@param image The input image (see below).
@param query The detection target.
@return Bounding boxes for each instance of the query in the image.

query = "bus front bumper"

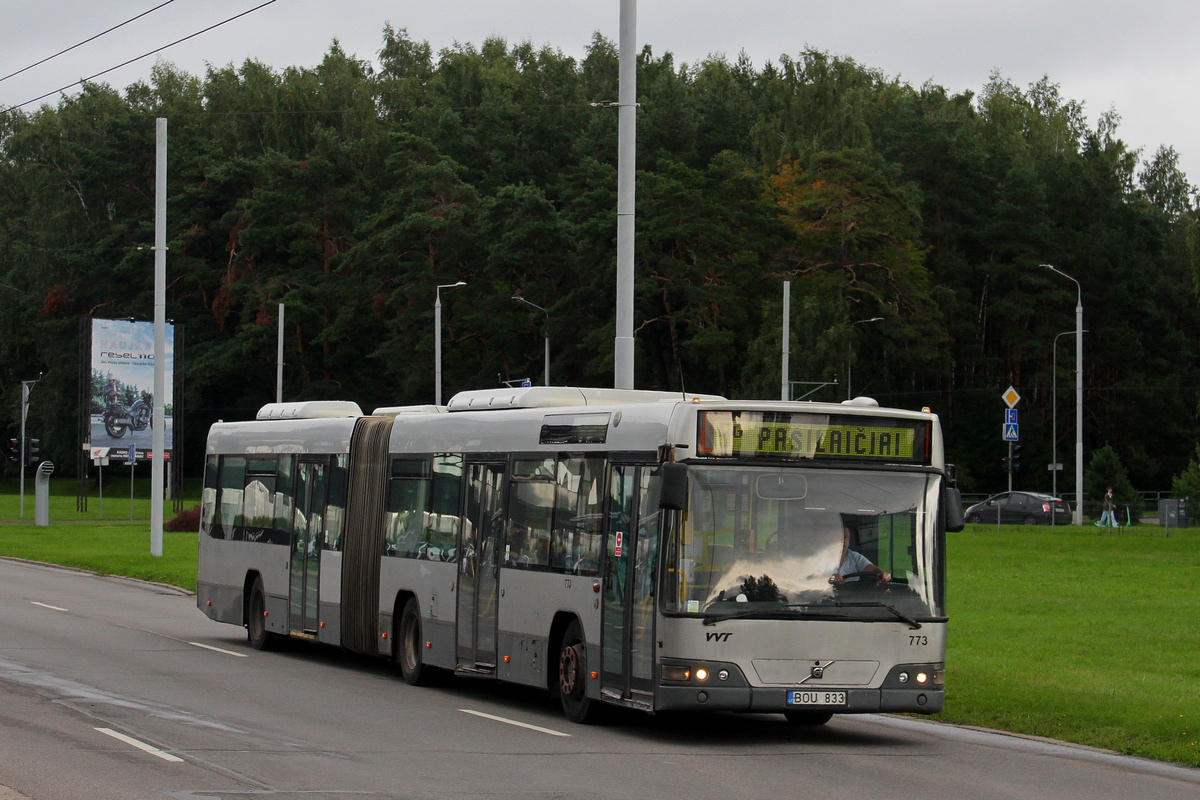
[656,684,943,714]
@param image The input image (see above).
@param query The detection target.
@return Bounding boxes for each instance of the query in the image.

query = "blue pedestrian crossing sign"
[1002,422,1019,442]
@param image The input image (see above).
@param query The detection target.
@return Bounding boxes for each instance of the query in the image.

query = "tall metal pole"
[847,317,883,400]
[1044,264,1083,525]
[1075,292,1084,525]
[151,117,167,557]
[434,293,442,405]
[1052,329,1085,528]
[781,281,790,400]
[614,0,637,389]
[435,282,465,405]
[513,296,550,385]
[276,302,284,403]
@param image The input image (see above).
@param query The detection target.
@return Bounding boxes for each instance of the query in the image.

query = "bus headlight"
[915,671,929,685]
[695,668,710,682]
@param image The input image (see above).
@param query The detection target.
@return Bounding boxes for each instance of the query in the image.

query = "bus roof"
[445,386,726,411]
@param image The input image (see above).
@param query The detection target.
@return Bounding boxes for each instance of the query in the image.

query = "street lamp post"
[1052,329,1087,526]
[1043,264,1083,525]
[512,296,550,386]
[434,282,466,406]
[847,317,883,400]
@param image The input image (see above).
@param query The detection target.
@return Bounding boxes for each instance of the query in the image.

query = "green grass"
[0,476,200,590]
[1,483,1197,766]
[940,523,1200,766]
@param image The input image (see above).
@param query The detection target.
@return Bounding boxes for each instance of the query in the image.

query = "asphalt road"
[1,557,1197,800]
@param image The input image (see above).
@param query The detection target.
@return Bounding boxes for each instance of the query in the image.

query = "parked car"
[963,491,1073,525]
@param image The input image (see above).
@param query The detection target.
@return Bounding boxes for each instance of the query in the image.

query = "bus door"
[601,465,661,705]
[289,459,326,635]
[456,461,505,671]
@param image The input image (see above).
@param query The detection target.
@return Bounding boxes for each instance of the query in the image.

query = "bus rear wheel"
[558,620,600,724]
[396,597,434,686]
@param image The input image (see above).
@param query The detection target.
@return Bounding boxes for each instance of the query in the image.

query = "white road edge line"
[459,709,572,737]
[188,641,249,658]
[29,601,68,612]
[94,727,185,763]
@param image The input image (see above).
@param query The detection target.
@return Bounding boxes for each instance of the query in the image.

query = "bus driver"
[830,525,891,584]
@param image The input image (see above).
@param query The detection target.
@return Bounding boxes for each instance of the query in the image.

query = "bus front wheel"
[558,620,600,724]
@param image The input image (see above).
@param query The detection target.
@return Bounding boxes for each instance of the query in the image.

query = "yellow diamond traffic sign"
[1002,386,1021,408]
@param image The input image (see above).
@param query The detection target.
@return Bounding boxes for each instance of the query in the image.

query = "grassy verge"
[1,492,1197,766]
[940,523,1200,766]
[0,476,200,589]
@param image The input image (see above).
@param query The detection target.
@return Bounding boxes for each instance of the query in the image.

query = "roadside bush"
[166,504,201,532]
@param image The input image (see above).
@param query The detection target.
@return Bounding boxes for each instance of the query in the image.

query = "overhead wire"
[0,0,178,85]
[2,0,279,112]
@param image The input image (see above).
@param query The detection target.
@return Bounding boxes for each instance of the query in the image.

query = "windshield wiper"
[702,607,840,626]
[830,601,922,629]
[701,601,923,629]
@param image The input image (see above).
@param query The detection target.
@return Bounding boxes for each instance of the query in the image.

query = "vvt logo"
[706,631,732,642]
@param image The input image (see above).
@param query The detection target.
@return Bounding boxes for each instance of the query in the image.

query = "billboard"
[88,318,174,458]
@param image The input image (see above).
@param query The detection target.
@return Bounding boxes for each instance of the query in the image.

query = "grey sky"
[2,1,1197,183]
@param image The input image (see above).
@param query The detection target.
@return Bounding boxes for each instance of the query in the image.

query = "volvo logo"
[810,665,825,679]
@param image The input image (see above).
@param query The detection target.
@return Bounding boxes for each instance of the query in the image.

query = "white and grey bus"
[198,386,963,723]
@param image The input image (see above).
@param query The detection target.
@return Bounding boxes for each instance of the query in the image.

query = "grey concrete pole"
[614,0,637,388]
[151,117,167,557]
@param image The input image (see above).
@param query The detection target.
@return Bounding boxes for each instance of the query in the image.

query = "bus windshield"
[664,465,943,621]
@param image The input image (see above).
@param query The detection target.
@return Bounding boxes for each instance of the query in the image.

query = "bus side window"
[387,458,431,558]
[273,455,294,546]
[200,455,218,538]
[242,458,277,543]
[325,455,347,551]
[552,455,605,575]
[509,458,556,569]
[217,456,247,541]
[427,455,462,559]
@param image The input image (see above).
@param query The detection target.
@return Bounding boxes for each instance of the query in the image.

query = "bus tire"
[784,711,833,726]
[247,576,281,651]
[397,597,433,686]
[557,619,600,724]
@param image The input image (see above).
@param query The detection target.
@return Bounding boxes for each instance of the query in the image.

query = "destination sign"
[697,411,930,464]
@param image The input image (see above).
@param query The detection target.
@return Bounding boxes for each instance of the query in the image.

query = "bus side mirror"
[944,486,965,532]
[660,462,687,511]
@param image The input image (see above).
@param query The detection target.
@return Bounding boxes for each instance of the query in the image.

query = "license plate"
[787,690,846,706]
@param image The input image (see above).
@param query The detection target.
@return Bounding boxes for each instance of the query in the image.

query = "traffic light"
[26,438,39,466]
[1001,456,1010,472]
[1011,444,1022,472]
[5,438,18,464]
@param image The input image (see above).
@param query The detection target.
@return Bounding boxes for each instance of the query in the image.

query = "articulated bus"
[198,386,964,723]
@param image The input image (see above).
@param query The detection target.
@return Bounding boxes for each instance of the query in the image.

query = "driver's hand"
[880,571,892,582]
[829,574,845,585]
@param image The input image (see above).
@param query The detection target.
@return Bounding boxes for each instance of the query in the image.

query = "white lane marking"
[94,727,185,762]
[459,709,572,737]
[29,601,68,612]
[188,641,249,658]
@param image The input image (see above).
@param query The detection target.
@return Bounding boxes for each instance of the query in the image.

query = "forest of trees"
[2,28,1199,501]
